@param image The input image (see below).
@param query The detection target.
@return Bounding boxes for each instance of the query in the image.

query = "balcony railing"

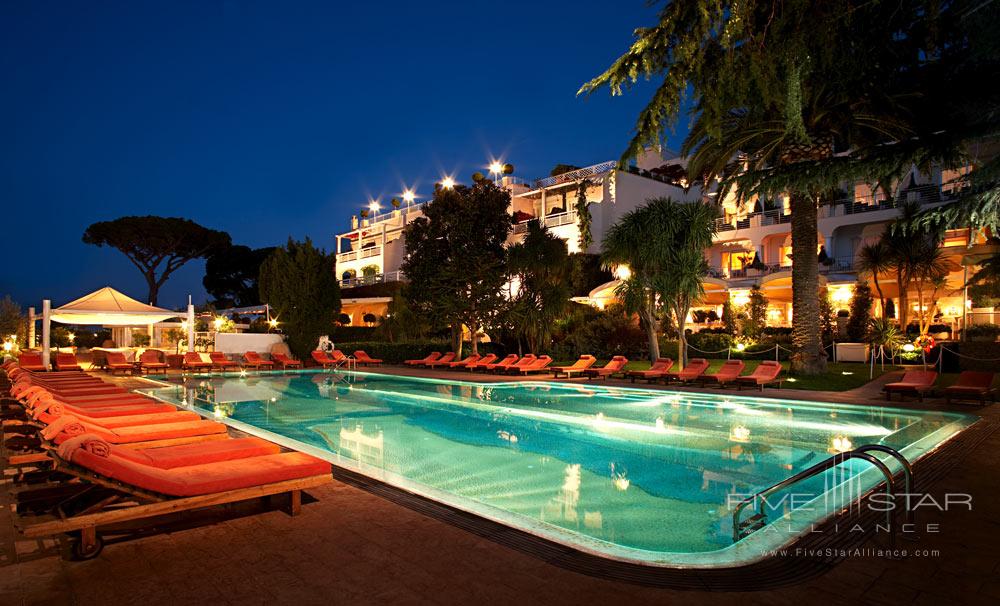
[513,211,578,234]
[365,202,427,226]
[710,256,854,280]
[337,245,382,264]
[339,270,405,289]
[714,185,959,232]
[533,161,617,189]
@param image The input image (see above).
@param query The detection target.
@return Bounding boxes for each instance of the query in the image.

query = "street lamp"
[369,200,381,217]
[402,189,415,206]
[489,161,503,184]
[440,177,455,189]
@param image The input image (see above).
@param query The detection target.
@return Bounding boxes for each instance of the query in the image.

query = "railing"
[339,270,405,289]
[712,256,854,280]
[337,246,382,263]
[513,211,579,234]
[365,202,427,226]
[533,161,617,189]
[714,185,959,232]
[732,444,912,550]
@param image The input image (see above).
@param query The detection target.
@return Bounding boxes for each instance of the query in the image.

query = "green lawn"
[555,358,904,392]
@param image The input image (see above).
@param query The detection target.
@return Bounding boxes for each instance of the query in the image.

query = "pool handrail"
[732,445,911,550]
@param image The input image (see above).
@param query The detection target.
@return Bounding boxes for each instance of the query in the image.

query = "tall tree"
[203,245,276,308]
[856,242,892,316]
[401,181,512,356]
[602,198,717,365]
[83,216,231,305]
[258,238,340,358]
[507,220,573,353]
[579,0,996,374]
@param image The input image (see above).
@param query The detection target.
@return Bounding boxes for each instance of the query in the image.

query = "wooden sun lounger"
[883,371,938,401]
[624,358,674,383]
[735,361,784,391]
[551,355,597,379]
[15,446,331,560]
[664,359,710,384]
[699,360,745,386]
[944,371,996,405]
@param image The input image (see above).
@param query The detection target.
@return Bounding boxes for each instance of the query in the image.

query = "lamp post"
[440,177,455,189]
[489,161,503,185]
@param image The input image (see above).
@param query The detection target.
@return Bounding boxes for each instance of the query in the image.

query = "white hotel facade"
[333,149,996,332]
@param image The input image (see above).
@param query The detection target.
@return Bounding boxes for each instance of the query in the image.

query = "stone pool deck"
[3,369,999,605]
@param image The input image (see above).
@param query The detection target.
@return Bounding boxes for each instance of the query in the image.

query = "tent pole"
[42,300,51,370]
[28,307,35,348]
[187,304,195,353]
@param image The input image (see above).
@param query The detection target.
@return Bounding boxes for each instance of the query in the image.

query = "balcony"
[533,161,617,189]
[709,256,854,280]
[339,270,404,289]
[713,185,959,232]
[514,211,578,234]
[337,245,382,264]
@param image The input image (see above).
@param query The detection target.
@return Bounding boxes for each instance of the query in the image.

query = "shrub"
[965,323,1000,341]
[549,304,647,359]
[845,281,874,341]
[686,331,733,354]
[330,326,377,342]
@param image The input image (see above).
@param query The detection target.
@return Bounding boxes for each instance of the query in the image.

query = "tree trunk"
[451,324,462,358]
[871,274,886,317]
[470,321,480,355]
[674,304,689,369]
[897,269,909,329]
[639,303,660,362]
[789,192,827,375]
[146,273,159,306]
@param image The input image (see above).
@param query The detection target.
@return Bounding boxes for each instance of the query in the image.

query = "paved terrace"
[2,367,999,605]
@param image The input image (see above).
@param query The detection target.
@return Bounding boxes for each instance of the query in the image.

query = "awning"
[50,286,181,326]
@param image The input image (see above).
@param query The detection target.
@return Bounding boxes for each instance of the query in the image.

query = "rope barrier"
[937,344,1000,362]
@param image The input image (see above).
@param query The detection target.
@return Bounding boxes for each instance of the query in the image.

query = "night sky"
[2,1,684,310]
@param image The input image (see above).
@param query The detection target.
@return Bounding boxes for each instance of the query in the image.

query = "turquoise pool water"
[138,370,974,568]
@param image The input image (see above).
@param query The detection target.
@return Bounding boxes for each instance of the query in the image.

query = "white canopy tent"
[40,286,194,368]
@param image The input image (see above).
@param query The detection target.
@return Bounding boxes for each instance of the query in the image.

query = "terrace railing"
[513,211,579,234]
[533,161,617,189]
[712,256,853,280]
[339,270,405,289]
[337,245,382,264]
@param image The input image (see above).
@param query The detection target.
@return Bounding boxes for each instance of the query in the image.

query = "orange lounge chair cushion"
[44,415,227,445]
[115,437,281,469]
[63,437,331,497]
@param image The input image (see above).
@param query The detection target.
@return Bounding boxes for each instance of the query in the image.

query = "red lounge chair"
[54,353,82,371]
[243,351,275,370]
[463,353,498,370]
[15,387,178,417]
[551,355,597,378]
[28,398,201,429]
[138,350,169,373]
[736,361,784,391]
[625,358,674,383]
[272,352,303,369]
[469,353,513,371]
[311,351,335,368]
[447,353,481,369]
[182,352,212,372]
[20,434,331,558]
[507,355,554,375]
[421,352,456,368]
[41,414,229,447]
[583,356,629,380]
[405,352,441,366]
[209,352,240,371]
[353,350,383,366]
[700,360,746,386]
[17,352,48,371]
[486,354,529,372]
[884,371,938,401]
[665,358,711,384]
[944,371,996,405]
[104,352,135,375]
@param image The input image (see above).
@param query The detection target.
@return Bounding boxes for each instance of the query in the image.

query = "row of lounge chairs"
[883,370,996,404]
[0,360,331,559]
[400,352,784,389]
[17,350,306,375]
[310,350,383,368]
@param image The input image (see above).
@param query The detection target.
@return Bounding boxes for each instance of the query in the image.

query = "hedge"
[330,326,377,341]
[939,341,1000,372]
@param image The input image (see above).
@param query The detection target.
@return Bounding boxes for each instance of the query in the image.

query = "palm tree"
[507,220,573,353]
[579,1,991,372]
[856,241,892,316]
[882,202,947,330]
[602,198,717,366]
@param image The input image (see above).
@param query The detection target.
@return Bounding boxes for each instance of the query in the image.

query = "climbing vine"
[574,179,593,251]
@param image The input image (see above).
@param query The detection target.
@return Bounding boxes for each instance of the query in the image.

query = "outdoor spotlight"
[441,177,455,189]
[489,161,503,174]
[369,200,380,213]
[734,342,746,351]
[402,190,415,203]
[902,343,916,353]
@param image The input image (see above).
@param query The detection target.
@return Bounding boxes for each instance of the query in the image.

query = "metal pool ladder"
[732,445,913,549]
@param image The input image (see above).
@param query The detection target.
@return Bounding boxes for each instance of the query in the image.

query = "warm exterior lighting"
[730,290,751,307]
[2,341,12,352]
[67,332,75,343]
[734,342,746,352]
[213,317,224,330]
[440,177,455,189]
[613,265,631,280]
[830,435,853,453]
[369,200,380,213]
[402,190,415,203]
[268,318,278,327]
[730,425,751,443]
[830,285,853,305]
[902,343,916,353]
[489,161,503,174]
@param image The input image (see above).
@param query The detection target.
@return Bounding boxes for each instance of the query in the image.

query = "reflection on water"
[140,371,973,560]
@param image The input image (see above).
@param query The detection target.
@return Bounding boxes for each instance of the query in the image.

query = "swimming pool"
[138,370,975,568]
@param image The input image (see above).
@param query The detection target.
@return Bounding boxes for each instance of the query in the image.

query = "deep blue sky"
[1,0,681,310]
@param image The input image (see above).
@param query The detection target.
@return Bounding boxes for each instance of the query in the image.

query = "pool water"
[139,370,975,567]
